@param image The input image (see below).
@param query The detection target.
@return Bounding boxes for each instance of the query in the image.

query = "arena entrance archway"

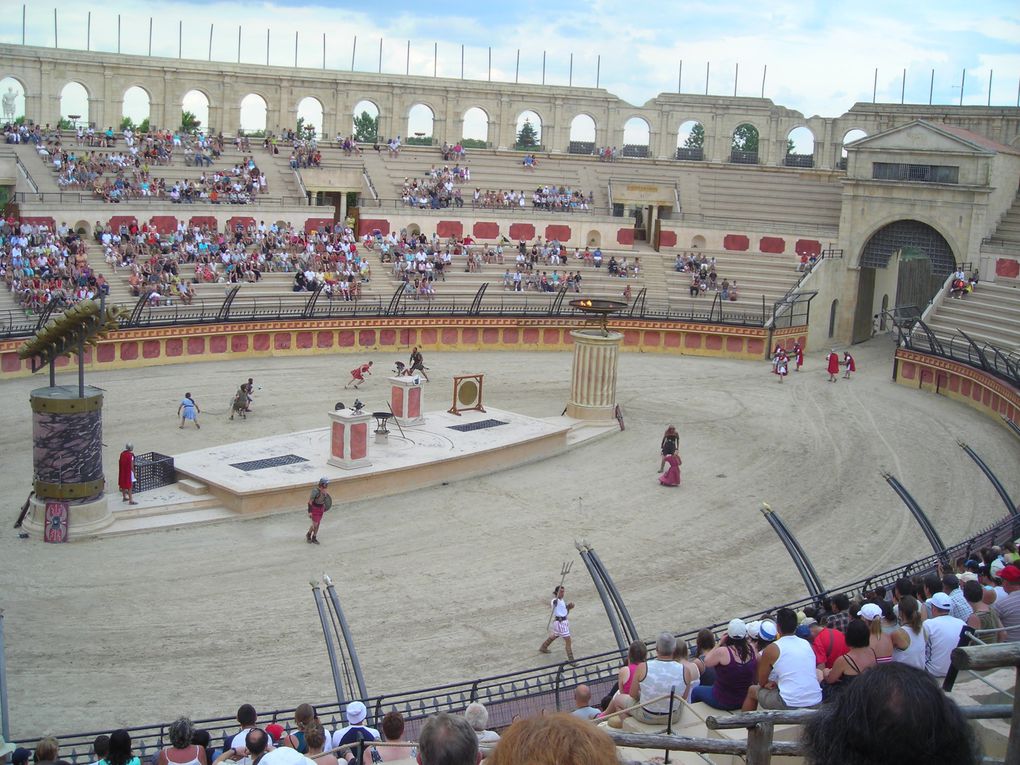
[852,219,956,342]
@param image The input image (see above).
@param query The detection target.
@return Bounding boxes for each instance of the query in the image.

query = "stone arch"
[73,219,91,237]
[182,89,210,133]
[352,99,380,141]
[622,116,650,158]
[515,110,543,149]
[568,113,597,155]
[839,128,868,167]
[0,76,27,122]
[586,230,601,248]
[296,96,324,138]
[405,223,421,237]
[407,103,435,145]
[785,125,814,167]
[859,218,957,308]
[59,81,90,127]
[122,85,151,129]
[239,93,268,135]
[462,106,489,145]
[676,120,704,160]
[731,122,760,164]
[691,235,706,249]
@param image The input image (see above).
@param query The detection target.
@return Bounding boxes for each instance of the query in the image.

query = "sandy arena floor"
[2,335,1018,738]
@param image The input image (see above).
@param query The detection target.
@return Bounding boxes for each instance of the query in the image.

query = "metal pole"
[596,55,600,88]
[901,68,906,104]
[433,42,437,77]
[179,21,183,59]
[960,69,966,105]
[677,61,682,93]
[761,64,767,98]
[311,583,347,707]
[515,49,520,83]
[210,24,215,62]
[22,5,25,46]
[930,68,935,104]
[488,47,491,82]
[53,8,57,48]
[88,12,92,52]
[1017,77,1020,108]
[238,26,242,64]
[351,36,356,70]
[0,609,9,741]
[705,62,709,95]
[296,31,300,68]
[406,40,410,76]
[569,53,573,87]
[148,17,152,56]
[49,358,54,387]
[322,33,326,69]
[989,70,994,106]
[734,62,738,97]
[77,338,85,398]
[461,44,464,79]
[266,28,270,66]
[378,38,382,74]
[873,68,878,102]
[542,51,546,85]
[117,14,120,54]
[324,575,369,700]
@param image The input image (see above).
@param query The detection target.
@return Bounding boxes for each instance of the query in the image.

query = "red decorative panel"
[408,386,422,417]
[108,215,138,232]
[624,330,639,346]
[901,363,915,380]
[187,337,205,355]
[296,332,313,349]
[436,220,464,239]
[188,216,217,229]
[55,354,69,368]
[462,328,478,344]
[483,328,499,344]
[540,329,557,344]
[706,335,723,350]
[983,389,993,406]
[664,333,681,348]
[148,216,177,235]
[685,333,702,349]
[545,224,571,242]
[2,352,21,372]
[253,333,270,351]
[165,338,183,357]
[748,339,765,355]
[795,239,821,256]
[338,330,355,347]
[227,216,255,231]
[759,237,785,254]
[949,376,960,393]
[350,423,367,460]
[723,234,750,251]
[659,231,677,248]
[996,258,1020,278]
[209,336,227,353]
[304,217,335,234]
[421,328,437,344]
[391,387,404,417]
[118,341,137,360]
[644,331,660,347]
[317,331,334,349]
[726,337,743,352]
[142,340,161,358]
[274,333,291,350]
[231,335,248,353]
[523,328,540,344]
[380,329,396,345]
[358,329,375,346]
[98,344,116,362]
[972,385,982,402]
[503,328,519,343]
[616,228,635,245]
[358,219,391,237]
[331,422,345,459]
[473,222,499,239]
[442,328,458,344]
[509,223,535,241]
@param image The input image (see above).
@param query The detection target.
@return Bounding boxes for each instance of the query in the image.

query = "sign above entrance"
[612,182,675,205]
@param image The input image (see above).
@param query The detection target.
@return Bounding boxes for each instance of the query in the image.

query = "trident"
[546,560,573,629]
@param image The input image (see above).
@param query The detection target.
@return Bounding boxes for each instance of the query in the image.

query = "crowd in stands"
[0,218,108,313]
[2,121,43,144]
[397,164,592,213]
[675,251,740,301]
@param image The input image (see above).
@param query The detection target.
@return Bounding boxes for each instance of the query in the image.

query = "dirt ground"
[2,335,1018,739]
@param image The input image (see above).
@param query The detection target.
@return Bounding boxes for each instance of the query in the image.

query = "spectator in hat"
[755,619,777,653]
[330,702,378,765]
[0,738,16,765]
[801,617,848,670]
[743,608,822,711]
[691,618,758,711]
[858,602,903,663]
[993,564,1020,642]
[964,579,1005,644]
[943,574,972,621]
[12,749,31,765]
[923,592,967,678]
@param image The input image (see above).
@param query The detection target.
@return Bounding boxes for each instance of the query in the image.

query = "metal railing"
[783,154,815,168]
[358,197,613,216]
[675,147,704,162]
[901,322,1020,389]
[12,192,324,207]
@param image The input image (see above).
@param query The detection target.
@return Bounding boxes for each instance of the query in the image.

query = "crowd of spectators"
[0,218,108,313]
[674,251,740,301]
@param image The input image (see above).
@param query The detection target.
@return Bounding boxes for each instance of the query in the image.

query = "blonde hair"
[485,713,618,765]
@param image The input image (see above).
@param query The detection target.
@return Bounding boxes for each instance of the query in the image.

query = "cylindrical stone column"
[566,329,623,421]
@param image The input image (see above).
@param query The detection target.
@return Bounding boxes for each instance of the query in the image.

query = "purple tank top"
[713,647,758,708]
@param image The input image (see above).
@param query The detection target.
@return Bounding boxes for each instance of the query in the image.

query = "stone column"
[566,329,623,421]
[327,409,372,469]
[389,376,425,426]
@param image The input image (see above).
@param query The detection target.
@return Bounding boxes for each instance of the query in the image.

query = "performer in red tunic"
[118,443,137,505]
[792,341,804,372]
[843,352,857,379]
[345,360,373,389]
[776,350,789,383]
[826,350,840,382]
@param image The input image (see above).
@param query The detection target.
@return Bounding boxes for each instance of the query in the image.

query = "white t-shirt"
[257,748,315,765]
[923,615,966,677]
[771,635,822,708]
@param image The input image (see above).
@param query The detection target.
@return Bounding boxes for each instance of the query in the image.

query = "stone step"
[177,478,210,496]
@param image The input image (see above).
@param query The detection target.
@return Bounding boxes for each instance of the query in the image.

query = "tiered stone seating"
[658,250,804,315]
[686,168,842,228]
[924,281,1020,350]
[985,192,1020,250]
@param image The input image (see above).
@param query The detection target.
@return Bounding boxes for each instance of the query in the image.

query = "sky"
[1,0,1018,145]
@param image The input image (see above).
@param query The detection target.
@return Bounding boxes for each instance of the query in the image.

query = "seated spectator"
[824,618,878,693]
[157,718,208,765]
[992,564,1020,641]
[923,592,967,679]
[743,608,822,711]
[370,712,414,763]
[486,714,617,765]
[826,593,851,632]
[416,713,477,765]
[891,595,926,670]
[330,702,378,765]
[33,739,59,765]
[571,684,601,720]
[620,632,690,725]
[463,702,499,757]
[802,664,979,765]
[802,616,848,670]
[964,579,1005,643]
[602,639,648,717]
[303,725,335,765]
[692,618,757,710]
[691,629,718,687]
[100,731,139,765]
[280,704,319,753]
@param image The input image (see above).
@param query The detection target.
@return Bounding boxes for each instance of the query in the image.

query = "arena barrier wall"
[0,317,807,380]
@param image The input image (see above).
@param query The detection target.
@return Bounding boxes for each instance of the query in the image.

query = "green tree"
[460,138,487,149]
[731,123,759,153]
[353,110,378,142]
[406,135,432,146]
[683,123,704,149]
[58,117,73,130]
[119,116,136,132]
[516,118,539,149]
[296,117,317,140]
[138,118,150,134]
[181,110,201,134]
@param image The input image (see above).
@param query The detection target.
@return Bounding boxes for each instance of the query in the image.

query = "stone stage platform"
[73,407,617,538]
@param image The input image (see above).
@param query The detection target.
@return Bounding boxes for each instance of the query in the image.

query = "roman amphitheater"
[1,41,1019,763]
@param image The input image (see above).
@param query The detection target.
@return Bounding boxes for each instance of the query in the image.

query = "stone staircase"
[981,191,1020,279]
[924,281,1020,351]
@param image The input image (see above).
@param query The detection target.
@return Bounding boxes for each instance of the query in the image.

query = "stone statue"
[2,87,16,120]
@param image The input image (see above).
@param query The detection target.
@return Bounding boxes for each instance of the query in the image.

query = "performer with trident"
[539,562,576,662]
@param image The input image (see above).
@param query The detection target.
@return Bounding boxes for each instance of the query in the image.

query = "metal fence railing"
[901,321,1020,390]
[12,192,321,207]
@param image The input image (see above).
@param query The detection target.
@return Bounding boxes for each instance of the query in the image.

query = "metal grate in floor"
[447,419,509,433]
[229,454,309,472]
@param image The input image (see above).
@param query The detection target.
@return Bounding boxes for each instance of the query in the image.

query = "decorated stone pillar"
[566,329,623,421]
[327,408,372,469]
[390,376,425,426]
